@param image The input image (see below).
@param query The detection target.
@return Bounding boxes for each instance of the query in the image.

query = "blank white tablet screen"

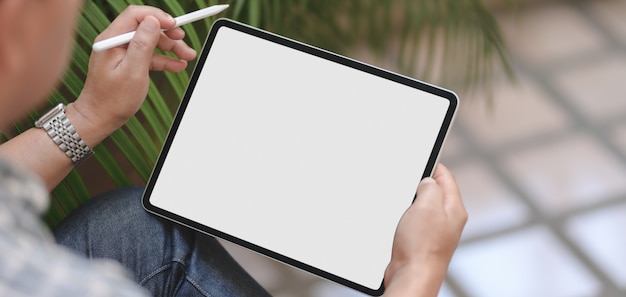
[148,25,451,291]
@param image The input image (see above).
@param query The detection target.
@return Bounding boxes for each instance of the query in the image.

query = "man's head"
[0,0,83,130]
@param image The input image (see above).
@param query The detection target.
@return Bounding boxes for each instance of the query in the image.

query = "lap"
[54,187,269,297]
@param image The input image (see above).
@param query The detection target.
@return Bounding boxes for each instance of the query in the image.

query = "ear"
[0,0,28,127]
[0,0,28,76]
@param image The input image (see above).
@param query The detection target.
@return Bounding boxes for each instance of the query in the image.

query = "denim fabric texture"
[54,187,270,297]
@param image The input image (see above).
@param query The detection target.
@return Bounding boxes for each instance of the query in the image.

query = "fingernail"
[421,177,436,184]
[141,19,159,33]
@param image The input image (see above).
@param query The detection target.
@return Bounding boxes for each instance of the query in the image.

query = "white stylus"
[92,4,229,52]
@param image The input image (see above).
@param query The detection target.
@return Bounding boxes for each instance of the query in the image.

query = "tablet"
[143,18,458,296]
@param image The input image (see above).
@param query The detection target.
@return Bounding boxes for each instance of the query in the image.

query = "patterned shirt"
[0,157,149,297]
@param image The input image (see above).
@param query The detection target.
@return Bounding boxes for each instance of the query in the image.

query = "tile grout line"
[444,1,626,295]
[441,124,582,168]
[459,191,626,246]
[479,0,626,290]
[506,1,626,292]
[445,106,626,169]
[571,0,626,55]
[454,121,623,296]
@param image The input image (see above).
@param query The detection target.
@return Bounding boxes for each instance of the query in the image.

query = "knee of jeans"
[100,186,145,205]
[71,186,145,218]
[54,186,147,246]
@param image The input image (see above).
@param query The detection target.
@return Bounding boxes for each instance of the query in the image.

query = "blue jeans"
[54,187,270,297]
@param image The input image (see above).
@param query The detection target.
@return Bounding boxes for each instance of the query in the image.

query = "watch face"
[36,103,65,128]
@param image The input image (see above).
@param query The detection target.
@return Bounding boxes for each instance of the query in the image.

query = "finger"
[121,16,161,73]
[150,55,188,72]
[433,163,467,223]
[95,5,176,42]
[164,27,185,40]
[156,36,196,61]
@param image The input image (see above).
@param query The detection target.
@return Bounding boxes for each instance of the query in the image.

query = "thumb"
[414,177,444,208]
[122,16,160,72]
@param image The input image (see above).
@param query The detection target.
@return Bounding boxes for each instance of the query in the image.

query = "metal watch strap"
[35,103,94,165]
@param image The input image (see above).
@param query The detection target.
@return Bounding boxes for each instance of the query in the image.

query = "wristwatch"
[35,103,94,165]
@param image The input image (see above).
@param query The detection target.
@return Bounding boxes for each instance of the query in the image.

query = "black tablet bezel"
[143,18,458,296]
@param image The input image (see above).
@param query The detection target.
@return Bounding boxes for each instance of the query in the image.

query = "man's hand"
[69,5,197,147]
[383,164,467,297]
[0,5,198,190]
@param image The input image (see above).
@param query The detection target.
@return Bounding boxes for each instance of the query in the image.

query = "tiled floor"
[221,0,626,296]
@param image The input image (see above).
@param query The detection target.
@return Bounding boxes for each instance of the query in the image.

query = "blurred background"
[10,0,624,296]
[221,0,626,296]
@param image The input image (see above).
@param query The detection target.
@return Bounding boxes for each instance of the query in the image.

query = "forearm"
[0,102,113,190]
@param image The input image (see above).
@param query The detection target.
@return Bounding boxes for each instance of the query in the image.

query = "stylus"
[92,4,229,52]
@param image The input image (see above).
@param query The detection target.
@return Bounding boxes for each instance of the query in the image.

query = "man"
[0,1,467,296]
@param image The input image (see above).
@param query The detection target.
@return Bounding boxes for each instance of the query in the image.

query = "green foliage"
[9,0,511,227]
